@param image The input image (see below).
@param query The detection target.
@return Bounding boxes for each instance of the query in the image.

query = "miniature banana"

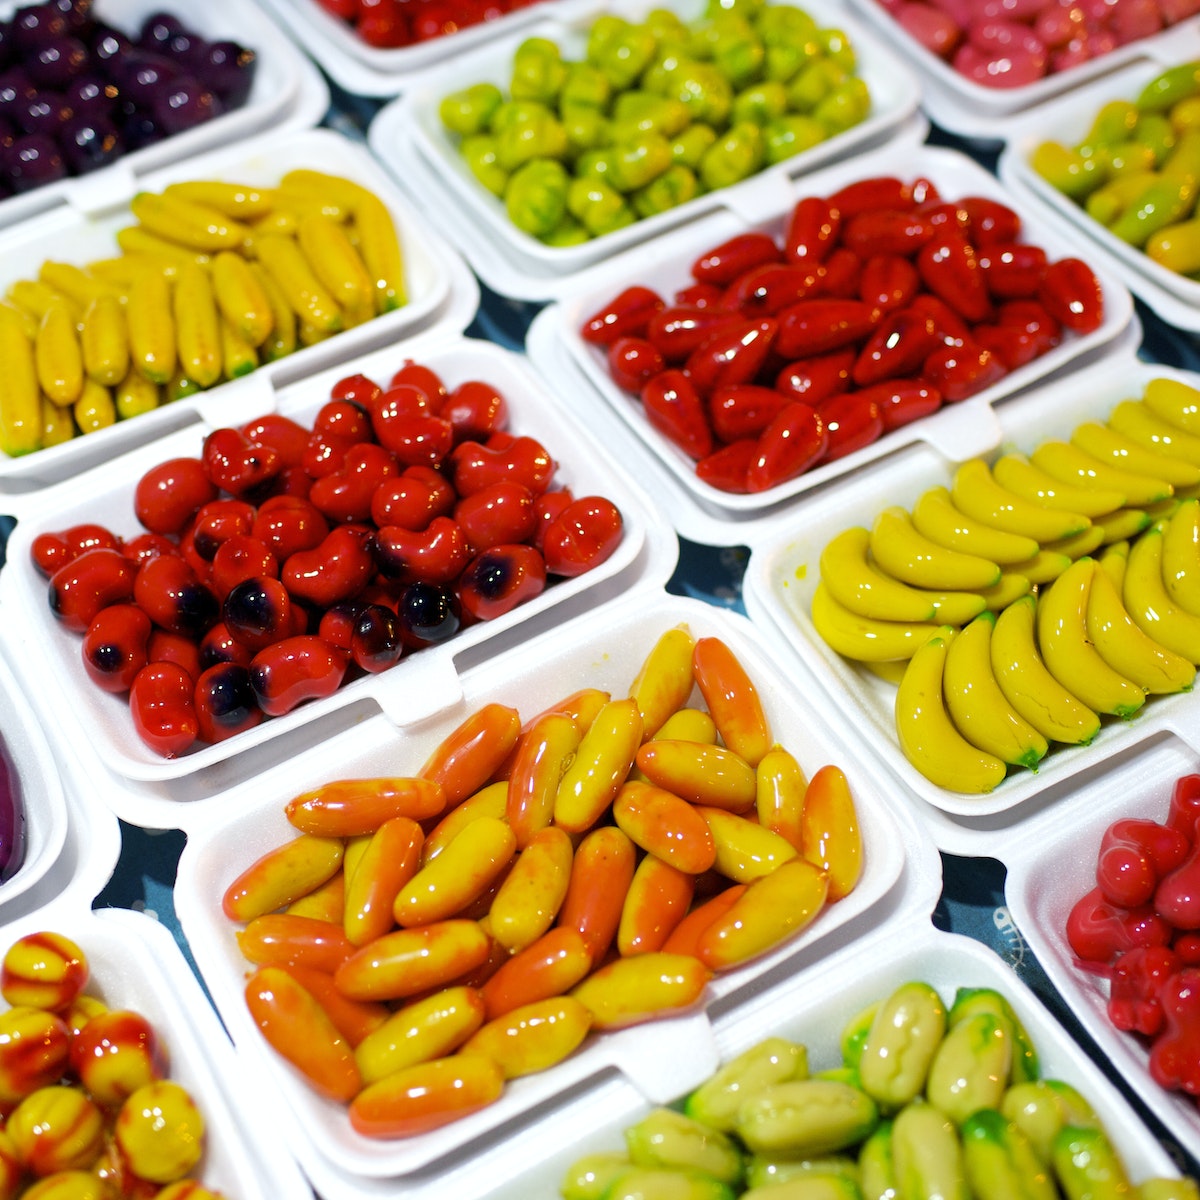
[349,189,407,314]
[126,265,176,385]
[42,395,74,446]
[115,226,210,273]
[172,260,222,389]
[115,364,160,421]
[910,486,1040,565]
[129,190,251,252]
[7,278,81,324]
[1161,498,1200,616]
[1093,507,1152,544]
[1072,418,1200,489]
[163,180,278,219]
[248,261,297,363]
[820,527,938,621]
[1031,440,1175,508]
[1004,548,1072,586]
[942,612,1049,770]
[1107,399,1200,468]
[951,458,1092,543]
[1042,525,1106,562]
[1099,541,1129,592]
[990,595,1101,745]
[1086,555,1195,695]
[73,378,116,435]
[34,299,83,407]
[38,261,120,310]
[1123,527,1200,665]
[870,506,1002,592]
[0,305,41,457]
[991,451,1126,517]
[297,212,374,315]
[1142,376,1200,435]
[80,293,129,388]
[255,233,343,334]
[980,573,1032,611]
[895,628,1009,794]
[1036,558,1146,718]
[211,250,273,347]
[810,581,944,663]
[220,318,258,380]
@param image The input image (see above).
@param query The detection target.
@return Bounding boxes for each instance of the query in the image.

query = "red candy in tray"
[581,174,1105,496]
[30,359,625,759]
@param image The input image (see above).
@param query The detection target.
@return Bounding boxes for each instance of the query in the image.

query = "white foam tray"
[999,53,1200,334]
[0,0,330,230]
[173,590,923,1192]
[0,125,480,499]
[367,0,924,302]
[253,0,589,99]
[1005,735,1200,1163]
[741,346,1200,855]
[525,139,1136,543]
[0,332,659,795]
[844,0,1200,144]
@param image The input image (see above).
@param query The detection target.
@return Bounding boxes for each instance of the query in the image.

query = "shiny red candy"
[374,517,470,586]
[31,524,122,577]
[82,605,152,693]
[580,285,665,346]
[449,436,555,497]
[49,549,138,633]
[1037,256,1104,334]
[223,577,296,653]
[202,427,281,497]
[692,232,782,283]
[542,497,623,577]
[129,662,199,758]
[607,337,666,393]
[641,370,713,461]
[134,458,217,536]
[194,663,264,743]
[249,636,349,717]
[133,555,218,640]
[442,380,509,443]
[283,526,375,609]
[454,482,537,555]
[747,403,827,492]
[457,544,546,621]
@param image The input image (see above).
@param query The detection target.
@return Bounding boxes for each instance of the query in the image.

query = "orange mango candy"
[418,702,522,808]
[755,744,808,852]
[458,995,593,1079]
[236,913,357,974]
[0,1007,71,1105]
[6,1084,105,1175]
[244,966,362,1102]
[393,817,516,928]
[570,952,712,1030]
[422,781,508,865]
[285,869,346,923]
[276,964,389,1049]
[283,777,445,836]
[612,781,716,876]
[692,636,772,767]
[349,1054,504,1139]
[628,624,697,741]
[488,826,575,953]
[695,857,829,971]
[222,834,345,923]
[67,1009,162,1108]
[354,986,485,1086]
[1,932,89,1012]
[634,740,757,812]
[506,712,582,848]
[697,806,797,883]
[554,697,644,833]
[343,816,424,946]
[800,764,863,902]
[334,920,492,1002]
[480,926,593,1021]
[617,854,695,957]
[556,826,637,965]
[0,1130,18,1200]
[660,884,747,958]
[525,686,612,735]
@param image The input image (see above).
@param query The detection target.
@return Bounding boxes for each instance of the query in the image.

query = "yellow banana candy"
[351,190,407,314]
[41,395,74,447]
[1142,376,1200,435]
[1124,527,1200,665]
[38,260,120,310]
[1070,421,1199,490]
[1099,541,1129,592]
[129,191,251,252]
[990,595,1101,745]
[297,212,374,315]
[1031,440,1174,508]
[73,379,116,435]
[0,298,39,342]
[942,612,1049,770]
[980,573,1032,611]
[35,299,84,407]
[951,458,1092,544]
[870,506,1002,592]
[163,180,278,219]
[7,277,82,324]
[255,234,343,334]
[819,527,937,622]
[910,485,1039,565]
[810,581,944,664]
[1036,558,1146,718]
[996,547,1072,587]
[1040,524,1106,562]
[1086,554,1195,695]
[115,226,210,273]
[894,629,1009,794]
[211,250,274,347]
[248,261,297,363]
[126,266,176,385]
[173,260,223,389]
[991,451,1126,516]
[80,293,129,387]
[0,305,41,456]
[1161,497,1200,616]
[1107,399,1200,468]
[278,168,368,212]
[1093,506,1153,544]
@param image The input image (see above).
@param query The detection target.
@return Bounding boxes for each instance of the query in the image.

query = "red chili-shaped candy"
[374,517,470,585]
[82,604,152,693]
[454,482,537,555]
[747,402,827,492]
[674,281,723,309]
[309,443,399,524]
[692,231,781,283]
[917,199,971,236]
[1037,256,1104,334]
[449,436,555,498]
[842,209,938,258]
[859,254,921,312]
[908,292,974,347]
[923,341,1006,402]
[816,390,884,462]
[1065,885,1172,963]
[783,196,842,264]
[916,232,994,324]
[972,322,1042,371]
[252,496,330,562]
[863,378,943,431]
[819,248,865,298]
[644,306,746,363]
[696,439,757,494]
[134,458,217,536]
[129,661,199,757]
[640,370,714,460]
[457,544,546,622]
[852,308,941,387]
[710,384,793,443]
[775,299,879,359]
[283,525,375,608]
[959,195,1022,246]
[978,242,1047,300]
[581,285,665,345]
[683,317,778,397]
[202,426,282,496]
[774,348,855,407]
[48,548,138,633]
[442,380,509,443]
[826,176,915,217]
[542,496,623,577]
[607,336,666,392]
[133,554,219,640]
[30,523,122,577]
[241,414,310,468]
[719,263,825,317]
[249,636,349,717]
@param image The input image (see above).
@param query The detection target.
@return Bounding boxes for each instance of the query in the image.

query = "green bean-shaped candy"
[1105,177,1195,247]
[704,0,765,21]
[1029,142,1104,201]
[625,1108,744,1186]
[699,122,765,190]
[495,109,568,172]
[857,1120,896,1200]
[439,82,503,137]
[1138,1178,1200,1200]
[1050,1125,1134,1200]
[814,77,870,134]
[1133,113,1178,165]
[671,124,719,169]
[812,1066,861,1088]
[561,106,610,156]
[668,63,733,127]
[857,982,947,1112]
[961,1109,1057,1200]
[788,59,846,113]
[504,158,569,237]
[745,1156,861,1191]
[891,1101,970,1200]
[712,25,766,90]
[1000,1080,1098,1165]
[1137,62,1200,113]
[611,91,693,141]
[925,1012,1011,1126]
[560,62,613,111]
[756,5,819,48]
[1085,99,1141,145]
[765,38,821,85]
[1162,127,1200,180]
[595,22,659,90]
[817,28,858,73]
[510,36,568,105]
[645,8,690,45]
[1085,170,1158,225]
[684,1036,808,1132]
[541,217,590,248]
[560,1151,632,1200]
[948,986,1040,1085]
[735,1080,879,1159]
[839,1002,879,1072]
[606,1166,736,1200]
[741,1176,864,1200]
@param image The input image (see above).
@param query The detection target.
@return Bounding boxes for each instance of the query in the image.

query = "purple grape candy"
[0,68,36,119]
[58,109,122,173]
[47,0,94,33]
[152,74,220,135]
[14,91,72,138]
[13,4,69,51]
[118,105,162,150]
[196,40,256,107]
[139,10,185,49]
[64,72,117,117]
[0,737,25,884]
[89,21,132,65]
[0,21,14,71]
[28,34,89,88]
[113,49,180,104]
[5,132,66,191]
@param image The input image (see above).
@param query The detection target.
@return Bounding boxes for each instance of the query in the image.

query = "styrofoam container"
[1005,734,1200,1162]
[999,54,1200,334]
[368,0,923,302]
[741,347,1200,855]
[0,0,330,230]
[253,0,587,98]
[525,140,1135,540]
[172,591,920,1191]
[843,0,1200,144]
[0,333,657,791]
[0,641,68,921]
[0,126,479,498]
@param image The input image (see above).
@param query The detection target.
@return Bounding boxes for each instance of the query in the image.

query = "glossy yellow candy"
[114,1081,204,1184]
[458,996,593,1078]
[570,953,712,1030]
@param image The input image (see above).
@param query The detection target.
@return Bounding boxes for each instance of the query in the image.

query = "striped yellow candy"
[211,250,273,347]
[35,300,84,407]
[297,212,374,314]
[256,233,342,334]
[73,379,116,434]
[81,293,129,387]
[0,305,42,457]
[126,266,176,385]
[172,259,222,389]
